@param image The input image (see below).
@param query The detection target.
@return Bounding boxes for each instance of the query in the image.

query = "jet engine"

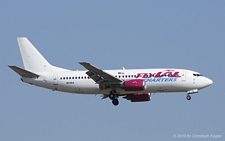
[123,93,151,102]
[121,79,146,91]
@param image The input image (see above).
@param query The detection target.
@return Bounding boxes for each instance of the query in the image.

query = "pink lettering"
[136,71,181,78]
[162,71,172,77]
[155,72,163,78]
[171,72,180,77]
[136,73,143,78]
[143,73,149,78]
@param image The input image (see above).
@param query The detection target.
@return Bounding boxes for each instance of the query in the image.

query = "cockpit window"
[193,73,203,77]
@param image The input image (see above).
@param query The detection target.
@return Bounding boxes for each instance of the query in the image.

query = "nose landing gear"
[186,94,191,100]
[186,89,198,100]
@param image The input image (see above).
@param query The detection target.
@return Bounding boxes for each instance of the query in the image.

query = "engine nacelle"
[123,93,151,102]
[122,79,146,91]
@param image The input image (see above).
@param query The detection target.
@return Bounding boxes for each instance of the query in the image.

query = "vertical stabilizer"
[17,37,52,73]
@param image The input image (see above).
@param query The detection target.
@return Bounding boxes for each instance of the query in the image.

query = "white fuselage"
[22,68,212,95]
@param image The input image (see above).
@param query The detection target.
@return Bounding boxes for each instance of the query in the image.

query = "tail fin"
[17,37,70,73]
[17,37,52,73]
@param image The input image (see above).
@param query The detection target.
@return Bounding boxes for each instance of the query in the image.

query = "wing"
[79,62,122,90]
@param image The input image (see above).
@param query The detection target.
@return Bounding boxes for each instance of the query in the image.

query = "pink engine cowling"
[123,79,146,91]
[123,92,151,102]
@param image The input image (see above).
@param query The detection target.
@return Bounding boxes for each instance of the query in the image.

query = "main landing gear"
[112,99,119,106]
[186,94,191,100]
[109,90,119,106]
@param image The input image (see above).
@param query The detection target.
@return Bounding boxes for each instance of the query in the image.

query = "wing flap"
[8,66,39,78]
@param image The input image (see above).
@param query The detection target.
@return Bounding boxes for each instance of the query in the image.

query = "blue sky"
[1,1,224,141]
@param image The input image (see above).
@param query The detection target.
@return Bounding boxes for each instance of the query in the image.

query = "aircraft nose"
[197,77,213,89]
[205,77,213,87]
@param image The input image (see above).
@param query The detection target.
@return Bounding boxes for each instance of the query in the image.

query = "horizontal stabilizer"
[8,66,39,78]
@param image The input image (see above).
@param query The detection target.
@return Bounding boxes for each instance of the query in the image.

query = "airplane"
[9,37,213,106]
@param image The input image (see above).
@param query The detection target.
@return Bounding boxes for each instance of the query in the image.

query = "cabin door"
[181,72,186,82]
[53,74,58,85]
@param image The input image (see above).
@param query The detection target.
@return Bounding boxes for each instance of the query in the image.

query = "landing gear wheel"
[109,93,115,100]
[112,99,119,106]
[109,90,116,100]
[186,95,191,100]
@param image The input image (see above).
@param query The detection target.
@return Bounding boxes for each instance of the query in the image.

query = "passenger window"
[66,77,68,79]
[63,77,65,80]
